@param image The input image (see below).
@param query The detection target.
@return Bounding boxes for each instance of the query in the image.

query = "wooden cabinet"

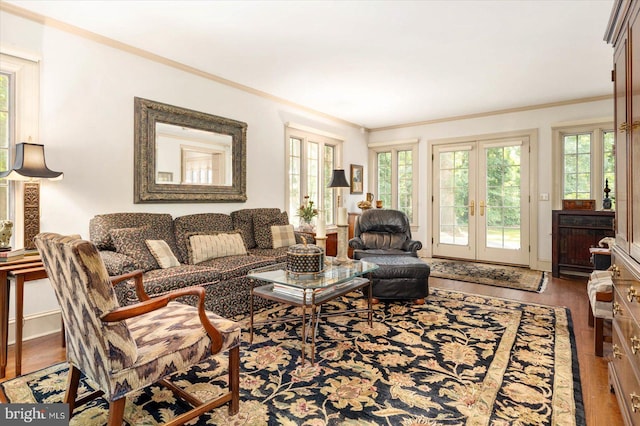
[551,210,615,278]
[299,230,338,257]
[606,2,640,424]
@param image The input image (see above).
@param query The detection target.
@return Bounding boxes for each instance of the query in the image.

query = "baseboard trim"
[8,309,62,345]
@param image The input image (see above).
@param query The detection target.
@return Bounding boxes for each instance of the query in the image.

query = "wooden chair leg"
[595,317,604,357]
[107,397,126,426]
[588,300,595,327]
[228,346,240,415]
[64,365,81,416]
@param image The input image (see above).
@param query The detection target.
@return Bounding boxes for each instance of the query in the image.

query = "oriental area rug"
[1,288,582,425]
[424,258,549,293]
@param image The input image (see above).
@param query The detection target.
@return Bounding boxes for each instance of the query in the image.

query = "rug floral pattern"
[425,259,548,293]
[1,288,583,425]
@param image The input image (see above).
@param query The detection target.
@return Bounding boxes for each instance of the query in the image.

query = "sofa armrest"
[349,237,365,250]
[99,250,138,276]
[402,240,423,254]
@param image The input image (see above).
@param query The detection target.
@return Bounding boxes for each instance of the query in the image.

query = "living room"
[0,1,628,425]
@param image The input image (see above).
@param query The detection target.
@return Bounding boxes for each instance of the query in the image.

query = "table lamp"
[328,168,350,262]
[0,143,63,250]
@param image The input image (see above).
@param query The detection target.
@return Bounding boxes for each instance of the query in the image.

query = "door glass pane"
[485,145,521,249]
[563,133,591,199]
[306,141,319,206]
[397,150,413,221]
[439,150,469,245]
[323,144,335,225]
[377,152,391,208]
[288,137,301,216]
[603,130,615,209]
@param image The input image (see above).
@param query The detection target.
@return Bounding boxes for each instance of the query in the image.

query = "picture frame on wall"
[350,164,363,194]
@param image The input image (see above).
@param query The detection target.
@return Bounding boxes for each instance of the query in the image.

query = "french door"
[432,137,530,265]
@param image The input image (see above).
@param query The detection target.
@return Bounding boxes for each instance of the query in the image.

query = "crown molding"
[370,95,612,133]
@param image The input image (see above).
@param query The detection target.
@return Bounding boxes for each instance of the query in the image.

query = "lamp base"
[335,224,351,264]
[23,182,40,250]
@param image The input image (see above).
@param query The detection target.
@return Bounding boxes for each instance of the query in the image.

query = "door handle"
[480,201,485,216]
[469,200,475,216]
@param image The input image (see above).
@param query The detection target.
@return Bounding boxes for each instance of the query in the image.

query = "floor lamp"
[0,143,63,250]
[328,168,350,263]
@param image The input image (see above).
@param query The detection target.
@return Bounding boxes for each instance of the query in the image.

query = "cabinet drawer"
[612,321,640,425]
[615,281,640,324]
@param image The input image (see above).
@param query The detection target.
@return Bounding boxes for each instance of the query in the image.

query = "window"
[286,125,342,226]
[0,73,10,221]
[369,140,418,223]
[553,123,615,209]
[0,53,40,248]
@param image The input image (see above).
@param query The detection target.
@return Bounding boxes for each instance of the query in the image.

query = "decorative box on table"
[287,240,324,275]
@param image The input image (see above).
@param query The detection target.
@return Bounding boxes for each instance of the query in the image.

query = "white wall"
[368,98,613,266]
[0,10,368,333]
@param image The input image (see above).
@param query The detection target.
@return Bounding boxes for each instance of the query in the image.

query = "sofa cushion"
[188,232,247,265]
[173,213,234,263]
[99,250,138,276]
[271,224,296,249]
[114,265,222,306]
[89,213,181,261]
[248,247,289,262]
[146,240,180,269]
[110,227,160,272]
[254,211,289,249]
[196,254,276,281]
[231,208,282,249]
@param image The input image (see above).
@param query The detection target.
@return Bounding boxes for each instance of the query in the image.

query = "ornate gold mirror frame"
[134,97,247,203]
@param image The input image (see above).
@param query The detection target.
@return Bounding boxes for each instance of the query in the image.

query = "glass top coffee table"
[248,259,378,364]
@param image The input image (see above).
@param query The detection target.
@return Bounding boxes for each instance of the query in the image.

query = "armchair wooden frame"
[65,270,239,426]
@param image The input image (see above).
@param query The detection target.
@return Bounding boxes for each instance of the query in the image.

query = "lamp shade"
[328,169,350,188]
[0,143,63,181]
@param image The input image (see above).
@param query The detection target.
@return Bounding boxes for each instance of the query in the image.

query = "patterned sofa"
[89,208,307,318]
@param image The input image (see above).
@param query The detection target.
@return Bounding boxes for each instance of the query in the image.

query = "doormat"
[424,258,548,293]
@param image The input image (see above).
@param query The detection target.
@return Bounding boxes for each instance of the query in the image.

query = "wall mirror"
[134,97,247,203]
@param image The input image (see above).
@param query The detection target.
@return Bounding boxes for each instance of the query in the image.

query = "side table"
[0,255,47,378]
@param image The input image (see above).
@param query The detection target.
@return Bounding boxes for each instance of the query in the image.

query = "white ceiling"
[4,0,615,129]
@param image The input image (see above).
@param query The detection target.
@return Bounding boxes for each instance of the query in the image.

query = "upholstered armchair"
[34,233,241,425]
[349,209,422,260]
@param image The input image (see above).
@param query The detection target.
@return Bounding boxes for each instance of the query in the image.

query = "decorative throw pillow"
[109,227,159,271]
[271,224,296,249]
[254,211,289,249]
[145,240,180,269]
[188,232,247,265]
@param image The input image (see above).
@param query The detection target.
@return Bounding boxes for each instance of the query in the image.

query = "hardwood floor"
[0,274,623,425]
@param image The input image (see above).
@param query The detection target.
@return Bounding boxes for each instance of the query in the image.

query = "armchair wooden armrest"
[101,286,223,353]
[109,269,149,301]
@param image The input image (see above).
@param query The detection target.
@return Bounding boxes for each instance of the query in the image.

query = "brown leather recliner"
[349,209,422,260]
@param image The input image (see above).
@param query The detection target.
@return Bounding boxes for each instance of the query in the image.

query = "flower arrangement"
[297,196,319,222]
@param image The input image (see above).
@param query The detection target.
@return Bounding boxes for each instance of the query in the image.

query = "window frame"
[368,139,419,225]
[285,124,343,227]
[552,121,614,210]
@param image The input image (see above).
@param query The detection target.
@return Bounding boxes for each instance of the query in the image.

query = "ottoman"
[364,256,430,304]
